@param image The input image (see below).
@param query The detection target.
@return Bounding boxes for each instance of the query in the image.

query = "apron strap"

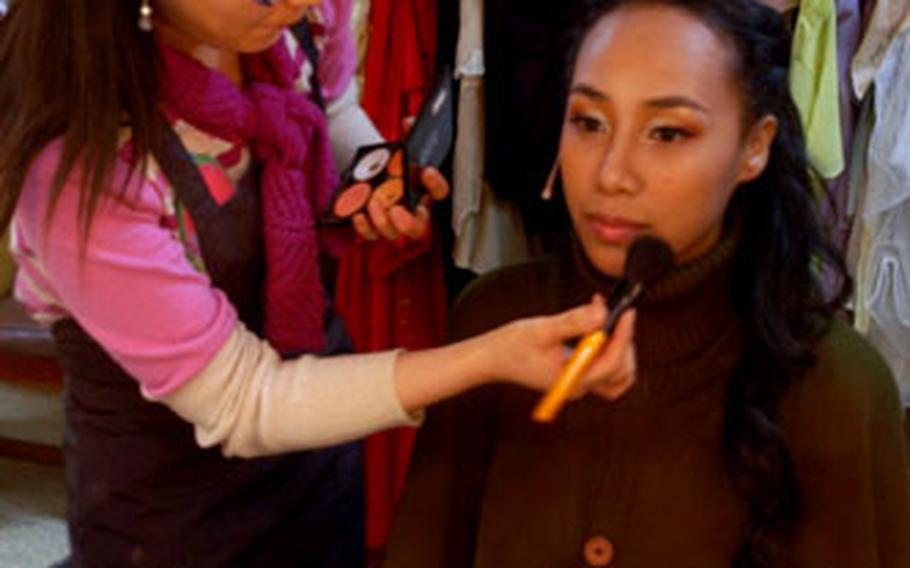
[291,20,327,113]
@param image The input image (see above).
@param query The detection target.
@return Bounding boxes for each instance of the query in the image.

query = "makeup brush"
[532,235,674,423]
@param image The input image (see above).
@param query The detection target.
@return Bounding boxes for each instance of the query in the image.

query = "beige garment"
[352,0,371,95]
[155,323,420,458]
[852,30,910,406]
[0,231,14,299]
[452,0,530,274]
[851,0,910,98]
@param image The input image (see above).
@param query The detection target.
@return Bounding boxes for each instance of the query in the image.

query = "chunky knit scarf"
[158,36,337,354]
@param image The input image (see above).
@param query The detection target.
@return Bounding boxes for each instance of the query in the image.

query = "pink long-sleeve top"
[10,4,356,399]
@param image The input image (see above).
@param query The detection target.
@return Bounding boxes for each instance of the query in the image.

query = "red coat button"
[583,534,614,567]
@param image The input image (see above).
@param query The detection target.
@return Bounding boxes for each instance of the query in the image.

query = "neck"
[565,222,743,367]
[154,25,244,87]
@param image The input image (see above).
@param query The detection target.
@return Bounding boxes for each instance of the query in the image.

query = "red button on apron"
[583,535,615,567]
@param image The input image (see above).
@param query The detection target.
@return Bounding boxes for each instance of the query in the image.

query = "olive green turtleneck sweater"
[384,234,910,568]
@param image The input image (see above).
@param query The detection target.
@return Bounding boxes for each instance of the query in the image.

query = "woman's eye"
[650,127,692,143]
[569,115,606,134]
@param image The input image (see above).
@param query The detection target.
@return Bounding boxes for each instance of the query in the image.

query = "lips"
[585,213,649,245]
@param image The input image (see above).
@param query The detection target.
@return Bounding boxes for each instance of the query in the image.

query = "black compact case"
[323,66,454,225]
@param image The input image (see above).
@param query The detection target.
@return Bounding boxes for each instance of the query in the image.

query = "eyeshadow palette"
[323,66,454,225]
[329,142,410,220]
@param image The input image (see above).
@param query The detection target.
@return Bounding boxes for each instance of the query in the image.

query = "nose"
[596,135,641,196]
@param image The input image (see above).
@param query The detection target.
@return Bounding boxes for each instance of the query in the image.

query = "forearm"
[394,331,497,414]
[154,323,418,458]
[154,297,609,457]
[326,81,383,170]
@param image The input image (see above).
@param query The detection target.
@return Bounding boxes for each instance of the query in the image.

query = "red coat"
[334,0,443,557]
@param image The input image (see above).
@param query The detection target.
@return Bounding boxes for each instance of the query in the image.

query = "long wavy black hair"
[0,0,161,237]
[563,1,850,566]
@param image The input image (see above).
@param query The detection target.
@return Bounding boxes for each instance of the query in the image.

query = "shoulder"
[781,318,903,460]
[16,137,167,242]
[449,257,566,340]
[802,318,897,413]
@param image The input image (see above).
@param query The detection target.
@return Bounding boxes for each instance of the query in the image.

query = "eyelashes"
[648,127,694,143]
[569,115,607,134]
[567,113,697,144]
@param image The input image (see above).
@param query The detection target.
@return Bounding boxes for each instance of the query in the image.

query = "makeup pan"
[333,182,372,218]
[322,66,454,226]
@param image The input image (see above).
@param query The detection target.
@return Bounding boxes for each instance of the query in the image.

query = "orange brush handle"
[532,330,607,423]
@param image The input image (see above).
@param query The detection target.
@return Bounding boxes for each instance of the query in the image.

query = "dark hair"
[565,1,849,566]
[0,0,162,238]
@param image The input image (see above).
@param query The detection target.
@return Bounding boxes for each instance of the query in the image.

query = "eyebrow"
[569,84,709,113]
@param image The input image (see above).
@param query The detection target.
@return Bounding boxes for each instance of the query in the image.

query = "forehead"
[573,5,740,104]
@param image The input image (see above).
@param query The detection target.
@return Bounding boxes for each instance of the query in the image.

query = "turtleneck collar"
[563,224,742,368]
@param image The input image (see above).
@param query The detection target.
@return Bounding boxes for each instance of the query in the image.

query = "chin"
[237,29,286,54]
[579,238,625,279]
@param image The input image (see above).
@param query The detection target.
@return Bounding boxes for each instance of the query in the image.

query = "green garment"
[789,0,844,179]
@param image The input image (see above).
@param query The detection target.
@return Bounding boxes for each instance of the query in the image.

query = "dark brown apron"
[50,116,364,567]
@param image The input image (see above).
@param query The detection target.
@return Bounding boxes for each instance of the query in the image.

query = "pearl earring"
[138,0,153,32]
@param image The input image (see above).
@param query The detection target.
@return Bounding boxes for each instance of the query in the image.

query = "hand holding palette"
[324,67,454,225]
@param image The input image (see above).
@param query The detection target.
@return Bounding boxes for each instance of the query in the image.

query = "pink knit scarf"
[158,37,337,354]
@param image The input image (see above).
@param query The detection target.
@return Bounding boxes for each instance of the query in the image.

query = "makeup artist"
[0,1,637,566]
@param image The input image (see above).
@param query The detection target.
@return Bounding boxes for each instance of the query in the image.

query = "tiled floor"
[0,457,68,568]
[0,381,68,567]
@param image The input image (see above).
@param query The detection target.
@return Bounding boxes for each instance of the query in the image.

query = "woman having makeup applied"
[0,1,637,566]
[384,1,910,567]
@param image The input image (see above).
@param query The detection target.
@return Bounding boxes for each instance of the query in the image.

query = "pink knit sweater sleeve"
[316,0,357,102]
[11,140,238,398]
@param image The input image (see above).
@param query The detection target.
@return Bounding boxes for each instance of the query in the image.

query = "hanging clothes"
[451,0,531,274]
[334,0,446,557]
[352,0,371,94]
[817,0,864,251]
[789,0,845,180]
[851,28,910,407]
[851,0,910,99]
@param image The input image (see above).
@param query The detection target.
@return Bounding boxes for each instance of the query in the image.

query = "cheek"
[558,134,598,215]
[197,2,276,51]
[647,148,739,260]
[234,28,287,53]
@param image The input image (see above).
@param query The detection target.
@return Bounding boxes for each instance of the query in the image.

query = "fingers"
[544,294,607,342]
[419,168,450,201]
[359,167,447,242]
[584,309,637,398]
[591,347,636,400]
[388,204,430,239]
[366,195,402,240]
[352,212,379,241]
[591,370,635,400]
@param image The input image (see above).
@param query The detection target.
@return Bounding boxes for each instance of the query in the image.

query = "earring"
[541,160,560,201]
[138,0,153,32]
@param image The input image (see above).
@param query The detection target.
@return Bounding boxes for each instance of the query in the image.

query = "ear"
[736,115,778,184]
